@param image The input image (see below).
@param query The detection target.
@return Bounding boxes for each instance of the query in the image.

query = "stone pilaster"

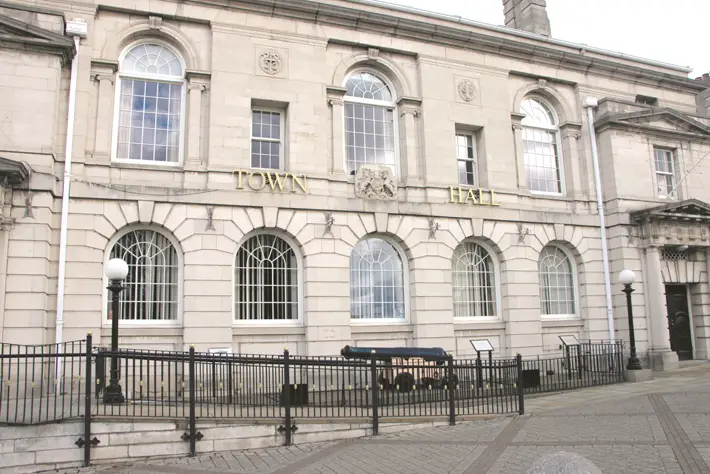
[397,97,423,187]
[185,70,211,170]
[326,86,347,177]
[511,113,528,193]
[88,59,118,163]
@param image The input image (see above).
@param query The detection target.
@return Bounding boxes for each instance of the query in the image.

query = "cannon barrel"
[340,345,449,362]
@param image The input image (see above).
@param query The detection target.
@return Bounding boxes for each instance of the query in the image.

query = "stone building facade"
[1,0,710,368]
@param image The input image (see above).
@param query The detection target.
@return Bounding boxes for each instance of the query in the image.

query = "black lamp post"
[104,258,129,404]
[619,269,642,371]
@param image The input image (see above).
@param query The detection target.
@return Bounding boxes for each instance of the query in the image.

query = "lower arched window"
[234,234,298,321]
[350,237,405,320]
[538,245,576,317]
[107,229,179,321]
[452,242,497,318]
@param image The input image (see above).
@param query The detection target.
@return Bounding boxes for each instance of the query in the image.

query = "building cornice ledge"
[187,0,703,93]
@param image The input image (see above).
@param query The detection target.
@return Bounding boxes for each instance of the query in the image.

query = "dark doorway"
[665,285,693,361]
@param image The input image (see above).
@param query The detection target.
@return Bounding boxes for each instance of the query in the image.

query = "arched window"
[344,71,397,175]
[350,237,405,320]
[114,42,185,164]
[452,242,497,318]
[107,229,179,321]
[520,98,562,194]
[538,245,576,317]
[234,234,298,321]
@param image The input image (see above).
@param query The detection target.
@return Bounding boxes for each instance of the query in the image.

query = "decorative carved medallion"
[427,218,440,240]
[258,51,283,76]
[354,165,397,200]
[457,79,476,102]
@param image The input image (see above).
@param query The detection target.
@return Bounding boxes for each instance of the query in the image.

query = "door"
[665,285,693,361]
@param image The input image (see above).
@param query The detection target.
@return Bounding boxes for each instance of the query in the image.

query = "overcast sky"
[380,0,708,78]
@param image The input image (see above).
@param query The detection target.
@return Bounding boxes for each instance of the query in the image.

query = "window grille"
[538,245,576,316]
[344,72,396,175]
[115,43,184,163]
[108,229,179,321]
[452,242,496,317]
[350,238,405,320]
[661,248,687,261]
[520,98,562,194]
[234,234,298,321]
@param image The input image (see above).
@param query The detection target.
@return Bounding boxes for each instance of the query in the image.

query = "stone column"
[185,71,211,171]
[326,86,347,177]
[88,59,118,162]
[511,113,528,193]
[397,97,423,186]
[643,246,679,370]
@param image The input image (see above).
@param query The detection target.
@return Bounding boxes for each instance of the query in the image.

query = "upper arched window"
[350,237,405,320]
[114,42,185,164]
[344,71,397,175]
[234,234,299,322]
[520,98,562,194]
[538,245,576,318]
[107,229,179,321]
[452,242,498,318]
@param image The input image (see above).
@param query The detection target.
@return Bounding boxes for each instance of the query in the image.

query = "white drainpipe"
[584,97,615,342]
[56,19,88,351]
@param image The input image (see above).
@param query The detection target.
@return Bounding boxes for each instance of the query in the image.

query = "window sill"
[526,190,572,201]
[541,318,584,329]
[110,327,183,337]
[111,160,183,172]
[454,319,505,331]
[233,320,302,327]
[351,322,413,334]
[232,325,305,336]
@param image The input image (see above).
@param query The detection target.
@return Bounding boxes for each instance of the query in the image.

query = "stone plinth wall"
[0,418,449,474]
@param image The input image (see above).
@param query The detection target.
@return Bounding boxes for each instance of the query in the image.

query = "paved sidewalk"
[51,363,710,474]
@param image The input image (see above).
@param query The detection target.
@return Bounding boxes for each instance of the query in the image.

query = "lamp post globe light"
[104,258,128,404]
[619,269,642,371]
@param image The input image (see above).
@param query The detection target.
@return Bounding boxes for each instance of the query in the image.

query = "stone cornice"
[594,118,710,142]
[0,13,75,66]
[174,0,704,94]
[509,70,578,87]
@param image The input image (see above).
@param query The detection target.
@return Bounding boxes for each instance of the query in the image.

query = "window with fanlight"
[106,229,179,321]
[520,98,563,194]
[452,242,498,318]
[343,71,397,175]
[234,234,299,322]
[350,237,405,320]
[538,245,576,318]
[113,42,185,164]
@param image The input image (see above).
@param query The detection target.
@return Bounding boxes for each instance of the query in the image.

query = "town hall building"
[1,0,710,371]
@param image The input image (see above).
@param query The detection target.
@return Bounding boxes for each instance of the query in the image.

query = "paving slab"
[41,363,710,474]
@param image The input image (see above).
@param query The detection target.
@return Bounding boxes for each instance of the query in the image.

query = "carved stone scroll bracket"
[324,212,334,236]
[24,192,34,219]
[626,225,638,246]
[517,223,530,244]
[427,218,440,240]
[354,165,398,201]
[205,206,215,231]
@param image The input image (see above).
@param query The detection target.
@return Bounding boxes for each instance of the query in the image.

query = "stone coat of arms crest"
[354,165,397,200]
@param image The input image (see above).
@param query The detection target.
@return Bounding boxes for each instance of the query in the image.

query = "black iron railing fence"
[0,335,624,467]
